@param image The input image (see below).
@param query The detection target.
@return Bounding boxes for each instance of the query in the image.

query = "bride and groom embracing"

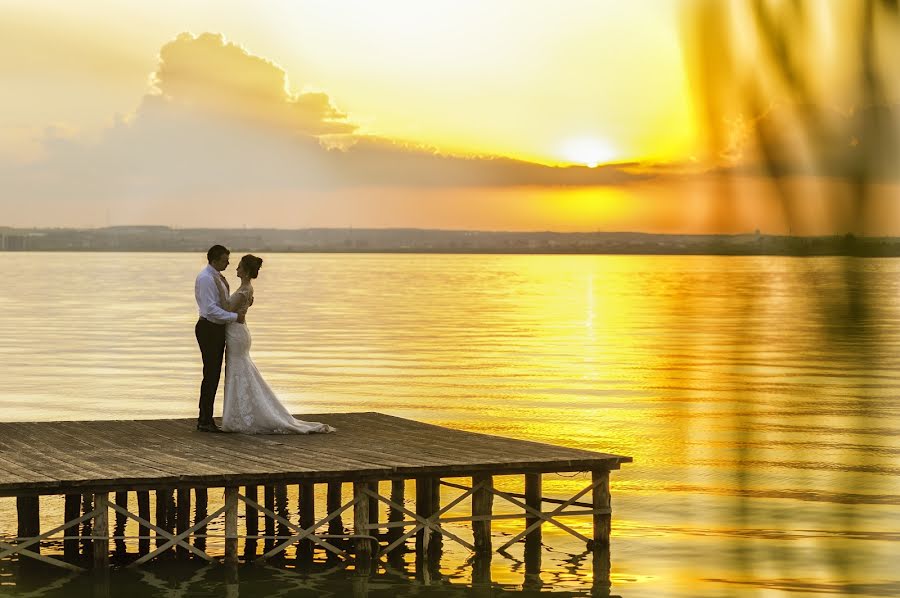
[194,244,335,435]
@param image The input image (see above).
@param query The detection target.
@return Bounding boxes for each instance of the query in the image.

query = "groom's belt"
[198,316,225,325]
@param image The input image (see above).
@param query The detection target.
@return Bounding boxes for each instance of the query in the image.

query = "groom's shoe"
[197,421,223,433]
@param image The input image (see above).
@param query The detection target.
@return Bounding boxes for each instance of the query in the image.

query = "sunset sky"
[1,0,898,233]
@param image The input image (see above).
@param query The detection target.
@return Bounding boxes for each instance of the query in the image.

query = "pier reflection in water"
[3,538,615,598]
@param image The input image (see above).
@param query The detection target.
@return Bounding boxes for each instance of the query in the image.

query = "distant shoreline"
[2,226,899,257]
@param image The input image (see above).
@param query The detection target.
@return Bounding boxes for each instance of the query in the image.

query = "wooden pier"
[0,412,631,576]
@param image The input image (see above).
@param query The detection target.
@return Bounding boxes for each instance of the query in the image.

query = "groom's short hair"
[207,245,230,263]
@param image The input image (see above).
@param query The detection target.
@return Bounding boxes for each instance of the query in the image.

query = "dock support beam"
[92,493,109,570]
[224,486,238,565]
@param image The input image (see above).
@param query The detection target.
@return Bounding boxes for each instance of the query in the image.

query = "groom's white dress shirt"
[195,264,238,325]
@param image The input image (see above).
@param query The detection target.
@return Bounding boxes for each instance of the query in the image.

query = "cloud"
[152,32,355,136]
[0,32,647,206]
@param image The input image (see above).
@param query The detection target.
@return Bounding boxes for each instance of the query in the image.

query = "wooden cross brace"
[0,509,98,572]
[429,477,612,552]
[494,477,609,551]
[111,502,224,566]
[236,492,351,561]
[361,481,485,555]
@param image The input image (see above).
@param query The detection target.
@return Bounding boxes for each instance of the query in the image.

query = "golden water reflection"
[1,253,898,597]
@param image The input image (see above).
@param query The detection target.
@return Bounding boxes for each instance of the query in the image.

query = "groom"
[194,244,246,433]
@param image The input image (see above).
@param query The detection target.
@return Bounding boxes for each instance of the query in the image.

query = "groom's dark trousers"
[195,317,226,425]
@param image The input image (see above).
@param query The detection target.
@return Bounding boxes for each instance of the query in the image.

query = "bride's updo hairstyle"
[240,254,264,279]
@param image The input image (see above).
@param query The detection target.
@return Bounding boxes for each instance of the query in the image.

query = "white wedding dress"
[221,286,335,435]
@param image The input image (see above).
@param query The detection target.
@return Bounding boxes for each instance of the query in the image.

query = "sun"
[559,137,619,167]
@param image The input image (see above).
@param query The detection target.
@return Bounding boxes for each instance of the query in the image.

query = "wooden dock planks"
[0,412,630,496]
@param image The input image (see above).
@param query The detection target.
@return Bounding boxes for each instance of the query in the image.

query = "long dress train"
[221,290,334,434]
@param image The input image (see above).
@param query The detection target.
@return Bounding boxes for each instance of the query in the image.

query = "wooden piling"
[592,470,611,549]
[136,491,150,555]
[154,490,168,550]
[275,484,288,553]
[193,487,208,553]
[326,482,343,538]
[165,490,176,537]
[81,494,93,557]
[92,493,109,570]
[16,496,40,555]
[387,480,405,545]
[244,486,258,539]
[264,485,275,551]
[427,477,442,565]
[415,477,434,553]
[524,473,542,575]
[114,491,128,557]
[472,549,492,587]
[176,488,191,558]
[367,481,380,534]
[64,494,80,561]
[592,544,612,596]
[224,486,238,565]
[472,473,493,553]
[352,481,372,571]
[298,482,315,561]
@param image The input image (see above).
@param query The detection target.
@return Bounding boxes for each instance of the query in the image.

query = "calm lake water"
[1,252,898,597]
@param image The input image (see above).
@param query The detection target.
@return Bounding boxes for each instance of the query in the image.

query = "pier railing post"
[225,486,238,565]
[92,493,109,571]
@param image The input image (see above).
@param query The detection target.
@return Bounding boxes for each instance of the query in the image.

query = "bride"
[216,254,335,435]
